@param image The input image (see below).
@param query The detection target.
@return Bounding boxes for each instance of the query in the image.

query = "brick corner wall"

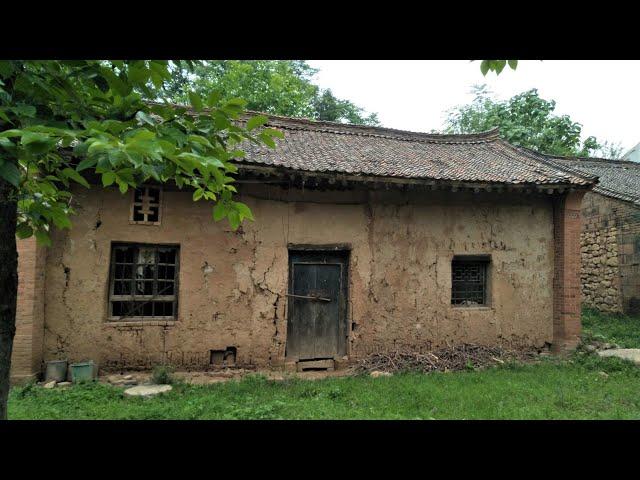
[10,237,46,384]
[552,190,586,352]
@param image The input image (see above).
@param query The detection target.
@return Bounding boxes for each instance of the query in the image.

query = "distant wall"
[580,192,640,314]
[622,144,640,163]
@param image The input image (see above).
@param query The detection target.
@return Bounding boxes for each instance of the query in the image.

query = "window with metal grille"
[451,257,489,306]
[108,243,179,320]
[130,186,162,225]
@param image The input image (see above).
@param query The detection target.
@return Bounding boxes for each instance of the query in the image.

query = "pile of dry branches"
[353,343,539,374]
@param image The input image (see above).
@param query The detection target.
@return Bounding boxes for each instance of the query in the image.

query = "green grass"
[582,307,640,348]
[9,310,640,420]
[8,355,640,420]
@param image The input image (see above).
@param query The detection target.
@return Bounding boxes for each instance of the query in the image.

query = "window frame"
[107,242,180,321]
[450,255,491,307]
[129,185,163,226]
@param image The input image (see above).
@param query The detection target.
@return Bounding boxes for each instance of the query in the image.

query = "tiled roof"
[238,113,596,187]
[551,156,640,205]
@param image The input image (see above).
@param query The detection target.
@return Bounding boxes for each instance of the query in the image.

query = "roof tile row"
[552,157,640,204]
[238,113,596,187]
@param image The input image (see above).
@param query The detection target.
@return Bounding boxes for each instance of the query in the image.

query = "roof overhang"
[235,163,595,195]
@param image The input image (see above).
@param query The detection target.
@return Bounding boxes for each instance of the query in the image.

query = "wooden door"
[286,250,348,360]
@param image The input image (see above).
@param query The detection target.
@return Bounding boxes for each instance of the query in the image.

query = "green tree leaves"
[101,171,116,186]
[212,198,253,230]
[313,89,379,125]
[15,223,33,239]
[479,60,519,76]
[246,114,269,131]
[161,60,380,126]
[445,86,623,158]
[0,159,20,187]
[61,167,90,188]
[189,91,203,112]
[21,131,57,155]
[0,60,278,246]
[257,127,284,149]
[234,201,254,221]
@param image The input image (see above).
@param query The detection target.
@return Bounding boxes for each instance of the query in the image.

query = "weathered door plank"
[286,251,348,360]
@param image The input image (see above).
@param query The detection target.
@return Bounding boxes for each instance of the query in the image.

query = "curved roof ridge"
[146,101,593,187]
[244,110,501,144]
[551,155,640,168]
[496,141,600,183]
[548,154,640,205]
[147,100,500,144]
[592,184,640,206]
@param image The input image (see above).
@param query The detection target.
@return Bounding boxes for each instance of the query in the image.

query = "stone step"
[597,349,640,365]
[296,359,335,372]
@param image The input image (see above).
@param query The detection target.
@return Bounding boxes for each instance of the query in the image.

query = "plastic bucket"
[70,361,95,383]
[45,360,68,382]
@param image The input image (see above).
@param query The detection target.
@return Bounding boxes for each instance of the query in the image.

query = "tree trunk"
[0,177,18,420]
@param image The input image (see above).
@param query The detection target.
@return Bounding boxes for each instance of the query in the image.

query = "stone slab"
[124,385,173,398]
[597,349,640,365]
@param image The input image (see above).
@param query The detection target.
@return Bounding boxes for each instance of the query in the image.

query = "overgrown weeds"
[582,307,640,348]
[151,365,176,385]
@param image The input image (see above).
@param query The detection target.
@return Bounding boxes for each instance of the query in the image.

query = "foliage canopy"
[0,60,283,245]
[445,86,623,158]
[162,60,380,126]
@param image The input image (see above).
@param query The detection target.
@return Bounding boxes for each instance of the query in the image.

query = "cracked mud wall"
[41,184,555,370]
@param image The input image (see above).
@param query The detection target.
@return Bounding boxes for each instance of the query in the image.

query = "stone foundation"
[579,192,640,315]
[580,226,621,313]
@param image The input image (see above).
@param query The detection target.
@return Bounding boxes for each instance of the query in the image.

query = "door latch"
[285,293,331,302]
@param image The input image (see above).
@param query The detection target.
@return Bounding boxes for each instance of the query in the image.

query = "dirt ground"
[98,344,546,387]
[99,367,353,386]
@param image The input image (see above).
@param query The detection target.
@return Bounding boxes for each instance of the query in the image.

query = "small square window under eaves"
[130,186,162,225]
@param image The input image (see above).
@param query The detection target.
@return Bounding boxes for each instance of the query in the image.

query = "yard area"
[8,309,640,420]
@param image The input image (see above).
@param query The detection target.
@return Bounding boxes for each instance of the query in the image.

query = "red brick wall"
[10,237,46,383]
[552,191,586,352]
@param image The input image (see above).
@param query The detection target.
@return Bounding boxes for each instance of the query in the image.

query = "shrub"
[16,379,37,399]
[151,365,175,385]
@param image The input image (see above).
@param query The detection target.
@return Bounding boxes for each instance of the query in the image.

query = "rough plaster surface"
[41,184,556,371]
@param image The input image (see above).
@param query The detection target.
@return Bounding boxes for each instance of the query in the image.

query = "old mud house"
[552,157,640,314]
[10,117,598,381]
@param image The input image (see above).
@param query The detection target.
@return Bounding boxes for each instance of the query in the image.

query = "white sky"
[307,60,640,155]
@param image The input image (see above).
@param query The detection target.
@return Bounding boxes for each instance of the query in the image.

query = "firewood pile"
[353,344,539,374]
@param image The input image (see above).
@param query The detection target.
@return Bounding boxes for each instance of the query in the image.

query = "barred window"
[451,256,489,306]
[130,186,162,225]
[108,243,179,320]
